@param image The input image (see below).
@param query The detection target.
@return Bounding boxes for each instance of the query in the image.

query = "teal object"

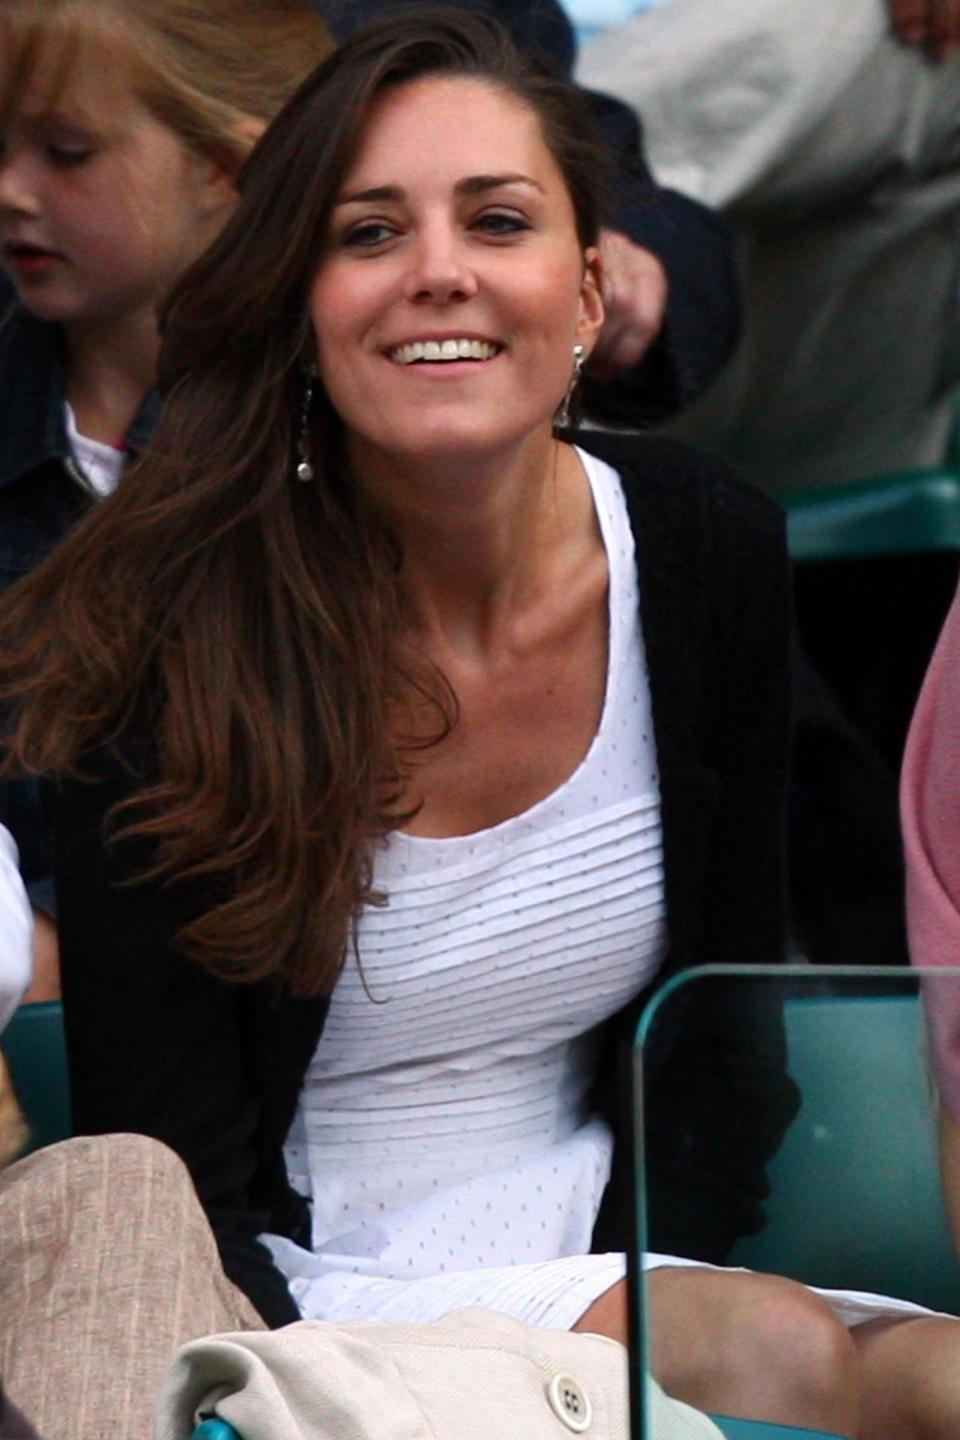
[773,467,960,561]
[191,1421,244,1440]
[3,1001,72,1152]
[731,994,960,1314]
[711,1419,842,1440]
[190,1410,838,1440]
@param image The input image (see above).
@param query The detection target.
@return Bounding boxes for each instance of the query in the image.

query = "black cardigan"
[55,433,798,1327]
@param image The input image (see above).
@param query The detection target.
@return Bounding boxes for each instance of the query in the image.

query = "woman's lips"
[3,244,63,277]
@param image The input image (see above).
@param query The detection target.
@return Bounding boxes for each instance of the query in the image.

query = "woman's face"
[0,44,233,327]
[309,75,603,471]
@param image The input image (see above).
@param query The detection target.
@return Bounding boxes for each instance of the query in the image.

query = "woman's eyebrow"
[336,173,544,206]
[457,173,544,196]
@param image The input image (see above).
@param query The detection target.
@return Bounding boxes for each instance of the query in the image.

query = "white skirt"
[265,1112,946,1333]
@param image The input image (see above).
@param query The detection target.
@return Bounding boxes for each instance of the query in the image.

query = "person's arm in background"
[0,825,33,1166]
[1,778,59,1003]
[315,0,739,424]
[573,81,738,424]
[940,1108,960,1255]
[0,825,32,1031]
[902,581,960,1255]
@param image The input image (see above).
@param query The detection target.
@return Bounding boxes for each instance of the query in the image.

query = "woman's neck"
[62,308,160,444]
[353,431,596,658]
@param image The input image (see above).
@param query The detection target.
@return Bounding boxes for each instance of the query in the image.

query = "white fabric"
[64,403,124,498]
[577,0,958,211]
[268,450,666,1327]
[0,826,32,1032]
[156,1308,725,1440]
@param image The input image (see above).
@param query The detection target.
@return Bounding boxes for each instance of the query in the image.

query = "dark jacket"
[315,0,739,423]
[0,290,158,911]
[55,432,798,1328]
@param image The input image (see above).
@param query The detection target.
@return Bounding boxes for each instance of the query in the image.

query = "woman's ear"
[227,116,267,175]
[575,245,605,359]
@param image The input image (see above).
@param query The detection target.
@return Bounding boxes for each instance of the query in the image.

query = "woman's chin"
[353,414,555,471]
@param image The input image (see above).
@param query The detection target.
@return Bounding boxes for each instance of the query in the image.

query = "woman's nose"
[402,224,478,304]
[0,154,39,218]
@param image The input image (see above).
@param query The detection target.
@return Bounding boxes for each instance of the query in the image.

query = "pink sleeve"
[902,581,960,1122]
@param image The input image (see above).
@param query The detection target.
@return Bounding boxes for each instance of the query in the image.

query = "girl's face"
[309,76,604,472]
[0,48,234,327]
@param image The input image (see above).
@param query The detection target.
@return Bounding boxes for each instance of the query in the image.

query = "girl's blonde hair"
[0,0,333,166]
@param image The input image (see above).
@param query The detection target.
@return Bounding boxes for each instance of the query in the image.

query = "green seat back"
[190,1411,837,1440]
[711,1419,842,1440]
[3,1001,72,1153]
[773,468,960,562]
[731,995,959,1314]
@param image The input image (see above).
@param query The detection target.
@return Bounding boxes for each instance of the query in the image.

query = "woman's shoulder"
[575,429,785,554]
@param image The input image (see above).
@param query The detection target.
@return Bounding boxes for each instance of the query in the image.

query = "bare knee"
[648,1269,858,1436]
[720,1275,858,1421]
[856,1316,960,1440]
[573,1279,628,1344]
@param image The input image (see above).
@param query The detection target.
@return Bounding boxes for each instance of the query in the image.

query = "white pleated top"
[266,450,669,1327]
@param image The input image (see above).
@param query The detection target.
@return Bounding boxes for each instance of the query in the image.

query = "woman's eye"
[474,211,531,236]
[47,146,94,168]
[343,220,397,249]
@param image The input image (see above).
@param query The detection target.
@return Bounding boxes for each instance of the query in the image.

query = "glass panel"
[629,964,960,1440]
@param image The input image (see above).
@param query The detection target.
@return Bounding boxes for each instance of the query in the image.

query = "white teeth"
[390,338,499,364]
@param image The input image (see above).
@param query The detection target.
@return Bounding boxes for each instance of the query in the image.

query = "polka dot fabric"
[268,450,666,1328]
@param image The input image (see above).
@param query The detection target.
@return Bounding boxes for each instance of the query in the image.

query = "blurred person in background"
[579,0,960,493]
[902,577,960,1263]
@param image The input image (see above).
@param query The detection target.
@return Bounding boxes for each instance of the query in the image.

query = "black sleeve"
[55,761,321,1327]
[314,0,739,419]
[645,477,799,1259]
[586,444,799,1263]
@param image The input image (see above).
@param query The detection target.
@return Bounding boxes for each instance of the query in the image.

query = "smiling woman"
[1,11,957,1440]
[311,74,602,472]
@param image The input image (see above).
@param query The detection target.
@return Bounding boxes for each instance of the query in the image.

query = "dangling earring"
[555,344,586,429]
[295,363,316,483]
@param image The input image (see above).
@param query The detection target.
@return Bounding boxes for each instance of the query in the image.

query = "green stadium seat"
[711,1420,842,1440]
[731,993,959,1315]
[188,1403,838,1440]
[773,467,960,563]
[3,1001,71,1152]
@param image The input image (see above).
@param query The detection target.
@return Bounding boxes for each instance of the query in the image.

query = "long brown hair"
[0,10,607,996]
[0,0,333,169]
